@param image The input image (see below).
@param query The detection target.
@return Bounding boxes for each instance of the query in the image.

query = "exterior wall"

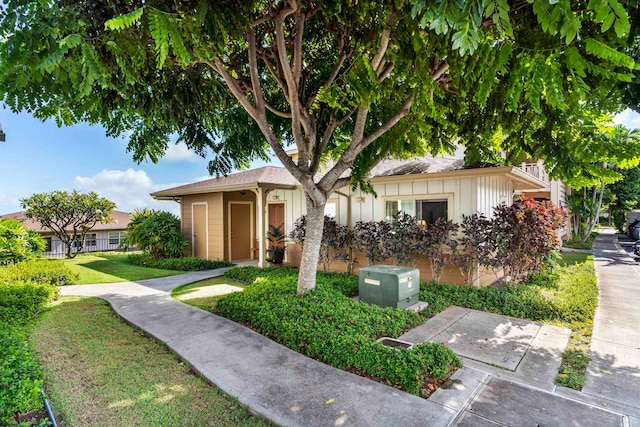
[476,176,514,218]
[285,243,501,286]
[182,193,224,260]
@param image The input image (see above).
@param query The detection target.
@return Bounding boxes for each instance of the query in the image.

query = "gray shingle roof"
[151,166,299,198]
[0,210,131,233]
[369,156,464,177]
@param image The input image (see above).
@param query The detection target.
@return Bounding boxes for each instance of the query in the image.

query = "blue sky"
[1,108,639,217]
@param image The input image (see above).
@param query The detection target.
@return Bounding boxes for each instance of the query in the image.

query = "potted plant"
[266,223,286,264]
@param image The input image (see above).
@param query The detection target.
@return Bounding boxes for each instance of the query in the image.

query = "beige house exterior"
[152,154,568,286]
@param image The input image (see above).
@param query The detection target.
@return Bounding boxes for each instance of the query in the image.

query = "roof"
[151,166,299,199]
[0,210,131,233]
[369,156,464,177]
[151,155,547,198]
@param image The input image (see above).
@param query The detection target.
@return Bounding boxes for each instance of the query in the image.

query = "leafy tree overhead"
[20,191,115,258]
[0,0,638,294]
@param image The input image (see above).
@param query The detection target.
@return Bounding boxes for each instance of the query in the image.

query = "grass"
[31,296,270,427]
[556,251,591,266]
[171,277,248,310]
[57,253,181,284]
[563,231,597,250]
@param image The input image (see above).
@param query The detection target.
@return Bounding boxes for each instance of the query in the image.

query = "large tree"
[20,191,115,258]
[1,1,638,294]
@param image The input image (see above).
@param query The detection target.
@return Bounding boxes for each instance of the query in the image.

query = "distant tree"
[20,191,115,258]
[0,218,45,265]
[124,209,186,259]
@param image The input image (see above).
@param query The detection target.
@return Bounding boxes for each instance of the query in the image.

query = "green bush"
[420,261,598,324]
[0,281,57,327]
[124,209,187,259]
[0,260,64,423]
[0,259,78,286]
[0,218,45,265]
[0,325,44,425]
[128,253,233,271]
[217,267,460,394]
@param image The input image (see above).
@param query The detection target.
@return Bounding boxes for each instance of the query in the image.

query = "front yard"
[179,252,597,392]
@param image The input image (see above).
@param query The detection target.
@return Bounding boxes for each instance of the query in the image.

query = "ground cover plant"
[0,260,69,425]
[215,267,460,396]
[58,253,181,284]
[32,297,270,427]
[128,253,233,272]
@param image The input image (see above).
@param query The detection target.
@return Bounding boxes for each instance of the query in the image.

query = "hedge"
[0,259,67,424]
[419,261,598,324]
[0,259,78,286]
[128,253,234,271]
[217,267,460,395]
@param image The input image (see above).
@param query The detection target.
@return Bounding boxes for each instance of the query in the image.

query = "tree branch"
[265,102,293,118]
[247,29,265,111]
[206,58,259,121]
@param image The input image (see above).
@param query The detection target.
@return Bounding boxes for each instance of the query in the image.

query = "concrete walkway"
[60,262,635,426]
[576,229,640,424]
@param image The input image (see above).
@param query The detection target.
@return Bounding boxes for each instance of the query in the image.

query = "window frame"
[108,231,126,246]
[84,233,97,247]
[383,193,453,225]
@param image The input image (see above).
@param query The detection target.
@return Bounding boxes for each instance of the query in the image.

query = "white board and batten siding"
[267,174,516,231]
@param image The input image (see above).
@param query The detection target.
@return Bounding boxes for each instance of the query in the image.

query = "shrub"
[128,253,233,271]
[124,209,187,259]
[217,267,460,394]
[0,281,58,326]
[0,325,44,425]
[382,212,421,266]
[485,197,566,284]
[353,220,390,265]
[415,218,459,282]
[451,213,491,286]
[0,218,45,265]
[0,259,78,286]
[0,261,59,424]
[420,261,597,324]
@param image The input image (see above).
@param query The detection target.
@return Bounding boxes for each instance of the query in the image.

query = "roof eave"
[151,182,299,199]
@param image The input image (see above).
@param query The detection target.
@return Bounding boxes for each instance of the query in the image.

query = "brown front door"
[230,203,252,260]
[268,203,285,233]
[193,203,207,259]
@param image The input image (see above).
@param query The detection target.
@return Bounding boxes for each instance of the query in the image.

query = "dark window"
[416,200,448,225]
[45,237,52,252]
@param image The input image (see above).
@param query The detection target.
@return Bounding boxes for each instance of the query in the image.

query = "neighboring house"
[0,210,131,257]
[152,154,566,286]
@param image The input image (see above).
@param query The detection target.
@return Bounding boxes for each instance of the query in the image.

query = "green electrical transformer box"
[358,265,420,309]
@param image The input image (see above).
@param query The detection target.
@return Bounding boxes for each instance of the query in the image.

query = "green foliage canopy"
[1,0,638,292]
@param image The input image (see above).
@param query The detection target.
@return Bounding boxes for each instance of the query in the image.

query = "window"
[85,233,97,247]
[385,199,448,225]
[109,231,126,245]
[44,237,52,252]
[324,201,337,218]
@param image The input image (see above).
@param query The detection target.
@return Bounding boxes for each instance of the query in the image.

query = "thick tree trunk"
[297,199,326,296]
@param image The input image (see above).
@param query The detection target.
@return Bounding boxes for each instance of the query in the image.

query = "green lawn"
[172,277,248,310]
[58,253,181,284]
[557,251,592,266]
[31,297,270,427]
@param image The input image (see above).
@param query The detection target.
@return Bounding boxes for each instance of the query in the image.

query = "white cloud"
[163,142,200,162]
[613,109,640,130]
[73,169,182,215]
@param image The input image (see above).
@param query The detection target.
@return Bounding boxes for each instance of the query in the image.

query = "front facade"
[0,210,131,257]
[152,155,562,285]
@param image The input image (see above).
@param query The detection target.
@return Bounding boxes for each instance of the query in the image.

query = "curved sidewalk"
[59,269,456,427]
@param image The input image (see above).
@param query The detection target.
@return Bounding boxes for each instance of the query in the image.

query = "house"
[152,154,569,285]
[0,210,132,257]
